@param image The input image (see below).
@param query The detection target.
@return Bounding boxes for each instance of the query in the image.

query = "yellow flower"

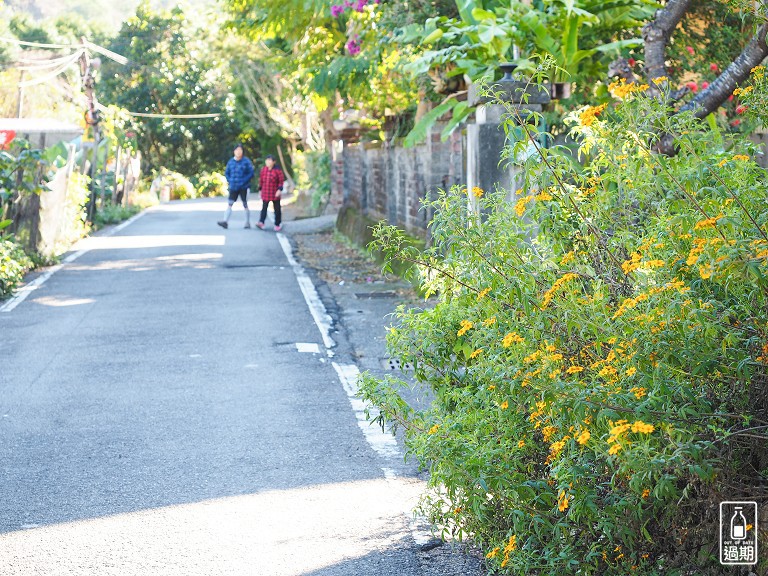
[486,547,500,559]
[631,420,655,434]
[566,365,584,374]
[694,214,723,230]
[477,287,491,300]
[500,400,509,410]
[514,195,534,217]
[652,76,668,85]
[626,366,637,377]
[732,154,750,162]
[502,332,524,347]
[428,424,440,434]
[501,558,510,568]
[472,186,484,198]
[699,263,714,280]
[609,78,647,99]
[557,490,570,512]
[517,439,525,448]
[503,534,517,554]
[560,251,575,266]
[470,348,483,359]
[579,103,608,126]
[577,430,591,445]
[457,320,473,337]
[483,316,496,326]
[541,272,579,309]
[630,386,646,399]
[642,488,650,498]
[608,443,622,455]
[542,425,558,441]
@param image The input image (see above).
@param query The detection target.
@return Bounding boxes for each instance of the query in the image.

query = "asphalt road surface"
[0,199,435,575]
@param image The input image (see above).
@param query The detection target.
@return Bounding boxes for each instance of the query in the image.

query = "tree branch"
[643,0,691,82]
[680,23,768,119]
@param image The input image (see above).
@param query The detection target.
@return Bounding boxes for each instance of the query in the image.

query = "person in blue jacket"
[218,143,255,229]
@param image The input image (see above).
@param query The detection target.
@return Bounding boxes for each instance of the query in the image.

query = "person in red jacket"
[257,155,285,231]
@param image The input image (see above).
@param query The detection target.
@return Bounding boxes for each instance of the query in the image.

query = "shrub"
[195,171,228,197]
[361,77,768,574]
[93,204,140,229]
[152,169,196,200]
[0,234,33,299]
[294,150,331,215]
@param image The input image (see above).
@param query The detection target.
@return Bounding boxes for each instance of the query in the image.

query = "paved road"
[0,199,429,575]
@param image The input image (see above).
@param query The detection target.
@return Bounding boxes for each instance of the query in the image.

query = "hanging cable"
[0,37,72,49]
[125,112,222,119]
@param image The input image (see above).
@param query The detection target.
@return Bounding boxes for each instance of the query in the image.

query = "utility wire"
[125,112,222,119]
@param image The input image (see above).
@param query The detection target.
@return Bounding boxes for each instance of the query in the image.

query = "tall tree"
[99,2,243,175]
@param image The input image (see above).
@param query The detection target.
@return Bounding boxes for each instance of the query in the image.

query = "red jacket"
[259,166,285,201]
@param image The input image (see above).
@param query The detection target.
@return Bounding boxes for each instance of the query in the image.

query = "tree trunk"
[645,1,768,155]
[642,0,691,82]
[681,24,768,118]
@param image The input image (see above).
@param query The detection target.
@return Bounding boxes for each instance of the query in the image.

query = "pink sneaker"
[256,222,264,229]
[274,225,282,232]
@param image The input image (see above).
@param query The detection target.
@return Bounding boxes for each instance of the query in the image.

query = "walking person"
[256,155,285,231]
[218,143,255,229]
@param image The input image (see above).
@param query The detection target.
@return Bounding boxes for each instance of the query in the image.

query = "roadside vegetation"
[1,1,767,571]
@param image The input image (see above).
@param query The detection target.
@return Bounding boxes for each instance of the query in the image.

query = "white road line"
[0,209,147,314]
[295,342,321,353]
[331,362,400,459]
[280,230,435,547]
[276,233,335,350]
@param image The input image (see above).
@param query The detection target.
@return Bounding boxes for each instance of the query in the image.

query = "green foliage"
[100,2,243,175]
[194,172,228,197]
[0,236,32,299]
[293,149,331,214]
[153,169,196,200]
[92,203,140,229]
[362,82,768,574]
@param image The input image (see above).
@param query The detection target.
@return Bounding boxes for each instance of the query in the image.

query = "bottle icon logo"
[720,501,758,565]
[730,507,747,540]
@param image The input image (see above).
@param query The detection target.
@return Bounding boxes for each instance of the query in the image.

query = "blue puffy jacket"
[225,157,255,191]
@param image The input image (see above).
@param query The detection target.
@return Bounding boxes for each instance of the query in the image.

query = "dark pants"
[260,199,281,226]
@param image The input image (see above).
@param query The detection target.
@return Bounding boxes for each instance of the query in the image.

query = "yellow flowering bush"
[362,77,768,575]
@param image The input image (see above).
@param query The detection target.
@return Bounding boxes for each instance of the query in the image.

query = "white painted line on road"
[332,362,400,459]
[332,363,435,546]
[0,209,148,314]
[281,233,436,548]
[295,342,321,353]
[276,233,335,350]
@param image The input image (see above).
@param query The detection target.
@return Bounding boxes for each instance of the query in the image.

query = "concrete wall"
[333,125,464,238]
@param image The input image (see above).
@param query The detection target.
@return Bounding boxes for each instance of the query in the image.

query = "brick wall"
[332,125,465,237]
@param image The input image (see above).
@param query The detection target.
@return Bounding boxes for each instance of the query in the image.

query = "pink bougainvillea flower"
[686,46,695,55]
[685,81,698,92]
[731,118,741,126]
[330,4,344,16]
[736,105,747,114]
[628,58,636,67]
[710,63,719,72]
[728,94,734,102]
[701,82,709,90]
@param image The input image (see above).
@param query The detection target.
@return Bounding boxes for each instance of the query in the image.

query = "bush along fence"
[0,135,143,298]
[361,71,768,575]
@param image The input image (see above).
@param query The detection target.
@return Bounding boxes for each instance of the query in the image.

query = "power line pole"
[78,38,102,223]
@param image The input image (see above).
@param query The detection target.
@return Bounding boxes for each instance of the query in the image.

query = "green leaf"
[404,100,457,148]
[422,28,444,45]
[441,102,473,141]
